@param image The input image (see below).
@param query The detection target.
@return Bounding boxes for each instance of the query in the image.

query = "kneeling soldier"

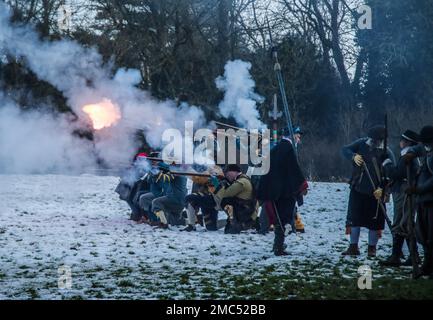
[213,164,257,234]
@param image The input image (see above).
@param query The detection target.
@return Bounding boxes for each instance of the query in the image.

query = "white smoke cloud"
[0,93,96,174]
[216,60,266,129]
[0,3,266,175]
[0,2,205,174]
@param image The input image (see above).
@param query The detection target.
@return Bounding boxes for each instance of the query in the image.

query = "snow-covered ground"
[0,174,403,299]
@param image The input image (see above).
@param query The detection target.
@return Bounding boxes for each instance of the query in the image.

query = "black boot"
[342,244,360,256]
[420,246,433,276]
[271,243,287,253]
[402,237,420,266]
[181,224,196,232]
[367,245,377,257]
[224,221,241,234]
[381,235,405,266]
[402,255,421,266]
[274,250,289,256]
[380,254,402,267]
[273,222,287,256]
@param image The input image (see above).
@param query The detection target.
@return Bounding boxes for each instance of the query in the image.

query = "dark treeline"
[1,0,433,180]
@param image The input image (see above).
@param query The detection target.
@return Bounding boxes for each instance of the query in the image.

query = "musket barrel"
[170,171,213,178]
[214,121,264,138]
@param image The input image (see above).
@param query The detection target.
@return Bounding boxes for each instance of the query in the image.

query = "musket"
[362,162,393,231]
[406,164,422,279]
[214,121,264,139]
[170,171,213,178]
[144,157,179,165]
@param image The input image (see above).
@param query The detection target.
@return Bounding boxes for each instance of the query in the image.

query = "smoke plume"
[215,60,266,129]
[0,2,205,174]
[0,93,96,174]
[0,3,265,175]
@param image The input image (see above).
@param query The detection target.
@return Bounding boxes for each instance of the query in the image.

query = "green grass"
[8,260,433,300]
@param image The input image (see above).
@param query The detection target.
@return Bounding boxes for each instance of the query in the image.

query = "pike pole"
[362,162,393,231]
[267,17,298,158]
[406,165,422,279]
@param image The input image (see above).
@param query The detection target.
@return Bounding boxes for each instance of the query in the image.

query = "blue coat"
[164,176,187,206]
[384,148,419,194]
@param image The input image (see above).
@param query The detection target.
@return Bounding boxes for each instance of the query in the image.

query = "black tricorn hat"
[224,164,242,173]
[401,130,420,144]
[368,125,386,141]
[419,126,433,144]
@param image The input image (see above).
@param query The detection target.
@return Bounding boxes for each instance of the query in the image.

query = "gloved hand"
[405,186,419,195]
[209,175,220,189]
[402,153,417,164]
[353,154,364,167]
[373,188,383,200]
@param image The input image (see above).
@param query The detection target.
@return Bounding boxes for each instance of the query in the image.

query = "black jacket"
[409,145,433,203]
[384,148,419,194]
[341,138,395,195]
[256,139,305,201]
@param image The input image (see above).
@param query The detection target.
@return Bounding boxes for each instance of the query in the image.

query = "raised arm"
[341,138,367,161]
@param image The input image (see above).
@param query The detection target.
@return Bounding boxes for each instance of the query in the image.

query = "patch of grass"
[91,281,104,289]
[26,288,40,299]
[215,265,433,300]
[117,280,135,288]
[179,273,190,285]
[84,289,104,298]
[104,287,115,294]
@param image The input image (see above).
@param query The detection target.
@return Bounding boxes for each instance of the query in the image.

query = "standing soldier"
[341,125,396,257]
[381,130,420,267]
[404,125,433,278]
[256,128,307,256]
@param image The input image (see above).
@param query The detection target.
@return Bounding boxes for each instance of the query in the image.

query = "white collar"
[401,146,410,156]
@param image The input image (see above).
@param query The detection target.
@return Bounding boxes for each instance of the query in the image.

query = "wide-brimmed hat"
[401,130,419,144]
[224,164,242,173]
[368,125,386,141]
[419,126,433,144]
